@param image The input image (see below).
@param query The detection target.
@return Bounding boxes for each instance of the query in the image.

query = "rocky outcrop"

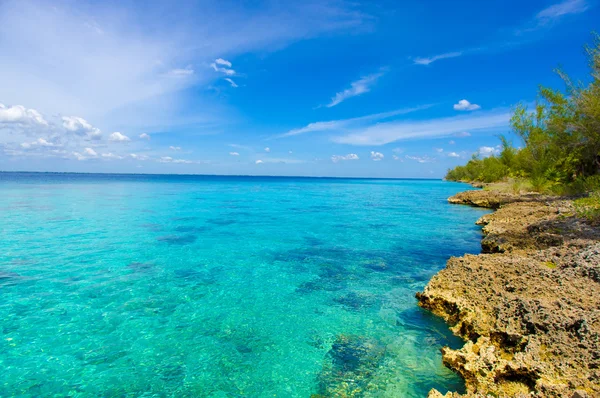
[418,189,600,398]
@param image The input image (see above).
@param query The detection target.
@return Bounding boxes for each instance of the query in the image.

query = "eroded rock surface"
[418,189,600,398]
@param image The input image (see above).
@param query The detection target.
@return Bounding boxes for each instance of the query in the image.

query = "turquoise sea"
[0,173,489,397]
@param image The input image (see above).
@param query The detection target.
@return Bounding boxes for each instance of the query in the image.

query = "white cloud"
[332,110,510,146]
[434,148,444,153]
[478,145,501,157]
[327,71,385,107]
[448,152,461,158]
[392,147,404,154]
[169,146,181,151]
[264,147,271,152]
[279,105,432,138]
[83,147,97,157]
[255,159,264,164]
[167,66,194,77]
[413,52,462,66]
[229,152,240,156]
[139,133,150,140]
[224,78,238,88]
[405,155,435,163]
[130,153,149,160]
[215,58,232,67]
[21,137,57,148]
[449,140,456,145]
[454,99,481,111]
[62,116,102,140]
[102,152,122,159]
[0,1,366,135]
[109,132,130,142]
[255,157,305,164]
[0,103,48,125]
[454,131,471,137]
[158,156,197,164]
[331,153,359,163]
[536,0,588,22]
[210,60,235,76]
[392,155,403,162]
[72,151,86,161]
[370,151,384,161]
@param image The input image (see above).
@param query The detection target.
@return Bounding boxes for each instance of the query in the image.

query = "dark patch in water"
[46,217,74,222]
[160,363,186,382]
[226,211,254,217]
[173,266,222,285]
[206,218,237,226]
[317,335,386,397]
[362,260,388,272]
[127,262,154,272]
[156,235,197,245]
[367,223,397,229]
[333,291,376,311]
[140,223,162,231]
[296,279,345,294]
[171,216,198,222]
[318,263,354,281]
[0,271,21,280]
[304,236,325,247]
[309,205,336,211]
[235,344,253,354]
[174,225,211,233]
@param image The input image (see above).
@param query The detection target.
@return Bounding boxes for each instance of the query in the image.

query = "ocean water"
[0,173,490,397]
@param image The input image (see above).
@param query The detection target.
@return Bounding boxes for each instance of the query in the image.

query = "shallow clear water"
[0,173,489,397]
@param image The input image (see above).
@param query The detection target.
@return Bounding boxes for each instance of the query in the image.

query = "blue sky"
[0,0,597,177]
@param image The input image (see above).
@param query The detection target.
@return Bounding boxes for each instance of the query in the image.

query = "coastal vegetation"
[446,35,600,197]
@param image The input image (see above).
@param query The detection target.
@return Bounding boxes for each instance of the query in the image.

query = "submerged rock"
[314,335,386,397]
[333,291,376,311]
[156,234,197,245]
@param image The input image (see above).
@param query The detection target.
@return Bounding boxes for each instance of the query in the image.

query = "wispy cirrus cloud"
[326,70,386,107]
[331,110,511,146]
[536,0,589,23]
[277,105,433,138]
[412,52,463,66]
[0,0,369,137]
[412,0,591,66]
[224,78,238,88]
[331,153,359,162]
[210,59,236,76]
[405,155,435,163]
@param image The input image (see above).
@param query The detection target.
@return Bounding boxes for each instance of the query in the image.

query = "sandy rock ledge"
[417,189,600,398]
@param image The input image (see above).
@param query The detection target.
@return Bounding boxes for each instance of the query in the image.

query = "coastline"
[418,186,600,397]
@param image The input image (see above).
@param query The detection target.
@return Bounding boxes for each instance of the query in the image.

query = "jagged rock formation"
[418,190,600,398]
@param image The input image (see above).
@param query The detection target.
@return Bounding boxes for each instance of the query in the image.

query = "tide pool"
[0,173,489,397]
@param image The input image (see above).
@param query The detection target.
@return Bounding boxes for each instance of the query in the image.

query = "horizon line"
[0,170,452,182]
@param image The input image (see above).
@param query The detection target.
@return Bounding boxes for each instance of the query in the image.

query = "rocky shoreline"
[417,188,600,398]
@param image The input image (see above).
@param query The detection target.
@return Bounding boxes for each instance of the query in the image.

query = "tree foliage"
[446,34,600,193]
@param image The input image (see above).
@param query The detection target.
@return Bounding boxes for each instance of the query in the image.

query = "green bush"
[446,34,600,194]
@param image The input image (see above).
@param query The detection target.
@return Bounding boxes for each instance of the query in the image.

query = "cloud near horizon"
[332,110,511,146]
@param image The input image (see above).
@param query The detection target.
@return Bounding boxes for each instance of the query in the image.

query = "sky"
[0,0,598,178]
